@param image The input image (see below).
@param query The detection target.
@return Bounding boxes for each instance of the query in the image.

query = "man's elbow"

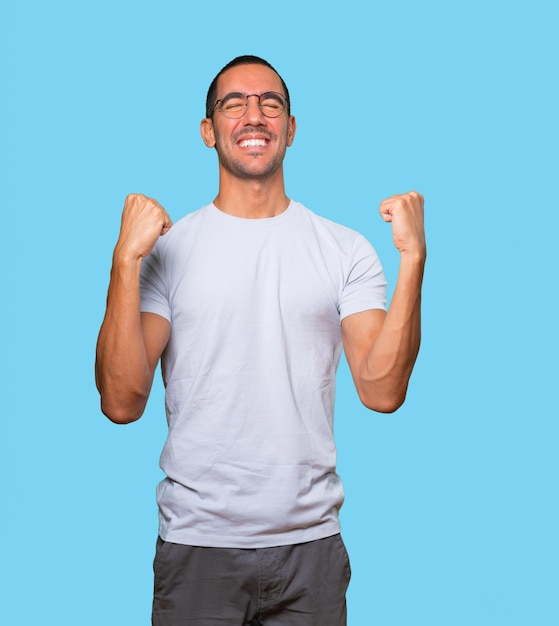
[100,395,146,425]
[358,388,407,414]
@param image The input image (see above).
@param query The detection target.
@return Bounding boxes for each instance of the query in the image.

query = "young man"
[96,55,426,626]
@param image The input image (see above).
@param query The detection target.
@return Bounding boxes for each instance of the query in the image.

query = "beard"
[218,149,287,181]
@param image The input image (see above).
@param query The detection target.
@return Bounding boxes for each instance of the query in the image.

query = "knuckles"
[124,193,165,219]
[400,191,423,207]
[382,191,424,213]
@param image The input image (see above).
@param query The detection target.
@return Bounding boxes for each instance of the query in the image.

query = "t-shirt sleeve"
[338,233,387,321]
[140,244,172,322]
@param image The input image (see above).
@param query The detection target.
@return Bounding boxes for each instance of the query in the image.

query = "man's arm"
[95,194,172,424]
[342,191,426,413]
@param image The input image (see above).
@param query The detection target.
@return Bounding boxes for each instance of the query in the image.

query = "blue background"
[1,1,557,624]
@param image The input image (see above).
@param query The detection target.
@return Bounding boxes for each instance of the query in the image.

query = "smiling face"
[201,63,296,183]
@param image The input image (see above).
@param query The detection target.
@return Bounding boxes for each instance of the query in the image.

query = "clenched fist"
[115,193,173,261]
[379,191,426,258]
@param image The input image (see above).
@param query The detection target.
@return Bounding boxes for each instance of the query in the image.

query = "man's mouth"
[238,138,268,148]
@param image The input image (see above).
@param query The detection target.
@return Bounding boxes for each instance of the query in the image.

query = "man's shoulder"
[172,204,208,228]
[159,205,209,243]
[293,201,367,246]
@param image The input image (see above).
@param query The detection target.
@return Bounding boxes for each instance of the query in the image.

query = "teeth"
[239,139,266,147]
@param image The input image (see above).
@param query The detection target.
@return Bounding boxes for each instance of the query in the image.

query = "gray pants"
[152,533,351,626]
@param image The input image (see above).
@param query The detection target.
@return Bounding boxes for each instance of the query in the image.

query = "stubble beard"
[219,149,286,182]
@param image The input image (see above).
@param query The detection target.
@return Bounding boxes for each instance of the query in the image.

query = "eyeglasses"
[213,92,289,119]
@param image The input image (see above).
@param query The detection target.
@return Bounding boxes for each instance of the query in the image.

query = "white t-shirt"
[140,201,387,548]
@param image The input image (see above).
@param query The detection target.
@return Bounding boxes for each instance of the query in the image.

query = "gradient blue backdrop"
[1,1,557,624]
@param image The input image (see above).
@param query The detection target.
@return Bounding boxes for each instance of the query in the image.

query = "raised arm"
[95,194,172,424]
[342,191,426,413]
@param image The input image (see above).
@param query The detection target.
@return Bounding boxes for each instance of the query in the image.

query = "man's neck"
[213,171,290,219]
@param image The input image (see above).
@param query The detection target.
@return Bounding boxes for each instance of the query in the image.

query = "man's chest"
[167,228,343,331]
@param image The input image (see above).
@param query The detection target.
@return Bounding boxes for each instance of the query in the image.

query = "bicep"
[341,309,386,378]
[141,312,170,374]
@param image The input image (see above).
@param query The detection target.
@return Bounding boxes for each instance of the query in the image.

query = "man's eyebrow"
[219,92,245,100]
[261,92,284,101]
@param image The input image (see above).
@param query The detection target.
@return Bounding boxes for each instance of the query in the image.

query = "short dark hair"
[205,55,291,119]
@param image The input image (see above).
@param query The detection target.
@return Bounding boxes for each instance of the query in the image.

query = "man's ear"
[287,115,296,147]
[200,118,216,148]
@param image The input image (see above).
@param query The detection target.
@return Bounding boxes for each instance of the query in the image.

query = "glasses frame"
[212,92,289,119]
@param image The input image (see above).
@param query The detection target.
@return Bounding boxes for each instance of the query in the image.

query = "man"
[96,55,425,626]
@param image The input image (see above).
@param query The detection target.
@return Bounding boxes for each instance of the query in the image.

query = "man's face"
[201,64,296,181]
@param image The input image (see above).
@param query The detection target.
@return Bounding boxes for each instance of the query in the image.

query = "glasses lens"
[219,94,247,118]
[259,93,286,118]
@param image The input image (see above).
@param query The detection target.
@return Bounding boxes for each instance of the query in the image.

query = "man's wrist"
[399,248,426,266]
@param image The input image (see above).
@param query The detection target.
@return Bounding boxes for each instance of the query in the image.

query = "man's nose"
[244,95,266,124]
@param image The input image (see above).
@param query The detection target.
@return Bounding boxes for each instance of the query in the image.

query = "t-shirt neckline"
[208,200,296,225]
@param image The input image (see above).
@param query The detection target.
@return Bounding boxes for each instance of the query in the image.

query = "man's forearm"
[359,253,425,412]
[95,256,152,424]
